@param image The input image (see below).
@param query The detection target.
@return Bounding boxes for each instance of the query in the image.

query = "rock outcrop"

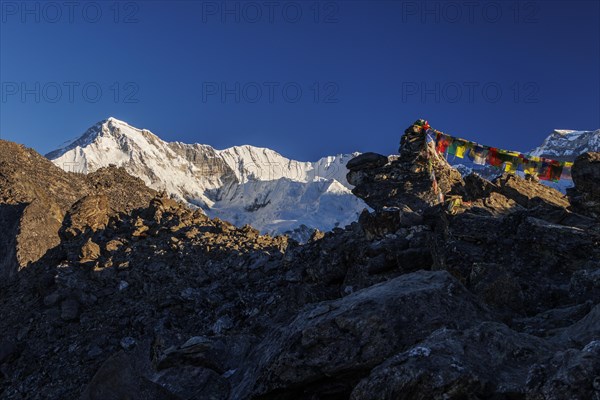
[0,140,157,280]
[347,124,464,212]
[1,123,599,400]
[569,152,600,217]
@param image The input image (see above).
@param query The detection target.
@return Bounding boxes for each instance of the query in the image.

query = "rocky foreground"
[1,123,600,399]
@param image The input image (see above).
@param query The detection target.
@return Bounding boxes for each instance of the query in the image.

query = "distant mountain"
[529,129,600,161]
[46,118,367,239]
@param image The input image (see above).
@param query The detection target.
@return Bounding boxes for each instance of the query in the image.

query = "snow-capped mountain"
[529,129,600,160]
[46,118,367,239]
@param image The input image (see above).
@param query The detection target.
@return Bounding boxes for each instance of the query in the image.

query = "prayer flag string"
[414,120,573,182]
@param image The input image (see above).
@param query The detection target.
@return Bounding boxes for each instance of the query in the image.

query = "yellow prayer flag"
[455,143,467,158]
[523,163,537,175]
[504,162,517,173]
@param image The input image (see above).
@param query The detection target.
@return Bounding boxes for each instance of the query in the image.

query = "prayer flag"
[487,148,503,167]
[424,122,570,182]
[537,162,552,180]
[471,146,488,165]
[549,162,563,182]
[560,163,573,180]
[448,139,460,156]
[455,140,467,158]
[504,161,518,173]
[523,159,538,176]
[436,134,452,154]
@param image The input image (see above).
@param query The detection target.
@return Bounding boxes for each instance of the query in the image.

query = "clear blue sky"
[1,0,599,160]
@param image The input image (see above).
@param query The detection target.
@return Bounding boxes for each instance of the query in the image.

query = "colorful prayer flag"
[537,162,552,180]
[471,146,488,165]
[523,159,538,176]
[436,134,452,154]
[487,148,504,167]
[427,123,571,183]
[454,140,467,158]
[504,161,518,173]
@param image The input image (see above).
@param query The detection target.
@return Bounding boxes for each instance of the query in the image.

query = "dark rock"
[572,152,600,197]
[0,340,18,364]
[553,304,600,348]
[346,152,388,171]
[154,365,230,400]
[526,340,600,400]
[120,337,137,350]
[81,351,178,400]
[233,271,490,399]
[351,322,554,400]
[348,123,463,212]
[569,152,600,218]
[60,298,80,321]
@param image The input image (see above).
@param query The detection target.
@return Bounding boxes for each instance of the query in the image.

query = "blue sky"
[1,0,599,160]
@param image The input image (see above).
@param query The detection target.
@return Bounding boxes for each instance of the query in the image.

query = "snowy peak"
[529,128,600,160]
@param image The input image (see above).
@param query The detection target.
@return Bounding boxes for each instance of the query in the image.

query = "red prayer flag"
[487,148,503,167]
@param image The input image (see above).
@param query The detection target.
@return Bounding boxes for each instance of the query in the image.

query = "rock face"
[1,122,600,400]
[569,152,600,217]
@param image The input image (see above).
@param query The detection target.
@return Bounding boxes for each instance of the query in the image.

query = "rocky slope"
[0,140,157,281]
[1,122,600,399]
[46,118,366,238]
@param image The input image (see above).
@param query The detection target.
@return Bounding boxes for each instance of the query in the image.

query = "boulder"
[351,322,554,400]
[571,152,600,197]
[569,152,600,217]
[526,341,600,400]
[80,351,178,400]
[346,152,389,171]
[234,271,490,399]
[61,195,111,239]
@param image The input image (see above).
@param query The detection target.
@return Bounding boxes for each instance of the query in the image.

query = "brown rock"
[493,173,569,209]
[62,195,110,239]
[80,238,101,263]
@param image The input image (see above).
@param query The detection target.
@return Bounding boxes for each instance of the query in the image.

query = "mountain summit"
[46,118,366,239]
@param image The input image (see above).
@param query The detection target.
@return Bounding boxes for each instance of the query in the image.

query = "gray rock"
[351,322,554,400]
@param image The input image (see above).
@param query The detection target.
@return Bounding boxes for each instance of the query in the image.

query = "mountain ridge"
[529,128,600,160]
[45,117,366,239]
